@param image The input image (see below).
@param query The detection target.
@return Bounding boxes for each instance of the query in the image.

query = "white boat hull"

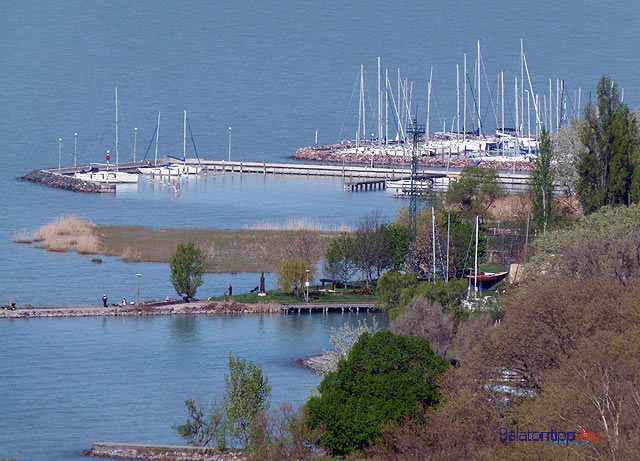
[75,171,139,184]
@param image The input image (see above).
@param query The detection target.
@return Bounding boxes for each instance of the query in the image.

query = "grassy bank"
[16,216,337,273]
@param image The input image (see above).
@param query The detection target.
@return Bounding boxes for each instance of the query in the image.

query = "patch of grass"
[13,229,32,244]
[97,226,336,273]
[217,285,377,304]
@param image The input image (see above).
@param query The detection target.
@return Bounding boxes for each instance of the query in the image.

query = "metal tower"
[406,118,425,244]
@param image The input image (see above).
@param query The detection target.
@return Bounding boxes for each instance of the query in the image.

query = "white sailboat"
[76,87,139,184]
[138,110,202,176]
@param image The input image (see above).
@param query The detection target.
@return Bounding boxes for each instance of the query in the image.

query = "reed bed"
[244,216,352,233]
[28,215,99,253]
[13,229,33,244]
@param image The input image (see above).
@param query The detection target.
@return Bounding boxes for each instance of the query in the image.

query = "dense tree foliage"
[170,242,206,297]
[445,166,506,221]
[530,128,556,232]
[277,259,317,296]
[527,204,640,284]
[307,330,449,455]
[576,76,640,213]
[223,354,272,448]
[322,233,358,287]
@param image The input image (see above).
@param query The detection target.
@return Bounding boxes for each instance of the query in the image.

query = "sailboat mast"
[377,56,381,144]
[432,207,436,281]
[463,54,467,142]
[501,71,504,132]
[477,41,481,134]
[456,64,460,138]
[155,111,160,167]
[427,66,432,143]
[385,68,388,144]
[520,39,524,136]
[474,215,478,298]
[115,87,119,172]
[183,109,187,160]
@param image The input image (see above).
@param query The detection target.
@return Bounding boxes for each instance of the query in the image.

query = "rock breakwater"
[20,169,113,193]
[85,442,244,460]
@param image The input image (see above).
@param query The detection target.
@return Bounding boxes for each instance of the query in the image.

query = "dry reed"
[244,216,352,232]
[28,215,100,254]
[13,229,33,244]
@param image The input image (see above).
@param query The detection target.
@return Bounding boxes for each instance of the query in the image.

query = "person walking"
[228,284,232,296]
[102,293,108,308]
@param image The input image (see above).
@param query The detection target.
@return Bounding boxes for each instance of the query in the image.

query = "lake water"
[1,1,638,459]
[0,312,388,460]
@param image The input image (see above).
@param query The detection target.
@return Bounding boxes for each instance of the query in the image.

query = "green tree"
[224,354,272,448]
[307,330,449,455]
[323,233,357,288]
[381,222,409,271]
[445,166,505,222]
[531,128,556,232]
[277,259,316,296]
[577,76,640,213]
[173,398,225,448]
[170,242,206,298]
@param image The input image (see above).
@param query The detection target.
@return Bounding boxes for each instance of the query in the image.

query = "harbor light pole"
[305,269,310,303]
[133,127,138,162]
[136,273,142,305]
[228,127,232,162]
[58,137,62,173]
[74,133,78,169]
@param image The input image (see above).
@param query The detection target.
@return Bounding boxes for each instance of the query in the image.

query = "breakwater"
[0,301,282,319]
[20,169,115,193]
[85,442,244,460]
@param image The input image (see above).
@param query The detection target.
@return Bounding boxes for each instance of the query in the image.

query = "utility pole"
[406,118,425,246]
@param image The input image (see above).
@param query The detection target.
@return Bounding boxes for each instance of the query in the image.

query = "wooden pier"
[344,179,386,191]
[282,302,376,315]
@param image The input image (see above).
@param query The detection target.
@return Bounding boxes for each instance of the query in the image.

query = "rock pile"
[20,169,109,193]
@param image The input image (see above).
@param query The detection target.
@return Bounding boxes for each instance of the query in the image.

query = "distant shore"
[0,300,283,319]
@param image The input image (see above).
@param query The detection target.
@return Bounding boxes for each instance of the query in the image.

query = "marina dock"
[32,158,536,194]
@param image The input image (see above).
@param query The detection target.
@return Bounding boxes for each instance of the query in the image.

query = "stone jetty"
[0,301,283,319]
[85,442,245,460]
[20,169,115,193]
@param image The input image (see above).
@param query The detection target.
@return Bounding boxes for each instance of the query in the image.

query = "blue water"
[1,1,638,459]
[0,312,388,461]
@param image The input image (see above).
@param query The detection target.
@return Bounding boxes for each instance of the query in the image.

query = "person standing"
[102,294,108,308]
[228,284,232,296]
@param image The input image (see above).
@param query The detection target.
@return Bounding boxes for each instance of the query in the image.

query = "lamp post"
[305,269,310,303]
[228,126,232,162]
[133,127,138,162]
[136,273,142,305]
[58,137,62,173]
[74,133,78,169]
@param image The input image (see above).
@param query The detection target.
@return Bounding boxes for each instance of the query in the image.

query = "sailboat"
[75,87,139,184]
[138,110,202,176]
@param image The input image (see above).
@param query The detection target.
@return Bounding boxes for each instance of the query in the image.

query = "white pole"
[477,40,481,134]
[58,137,62,173]
[357,66,362,151]
[432,207,436,280]
[446,213,450,281]
[183,109,187,161]
[527,90,531,154]
[578,87,582,119]
[474,215,478,298]
[556,78,560,133]
[155,111,160,167]
[501,70,504,133]
[463,54,467,142]
[385,68,388,144]
[520,39,524,135]
[115,87,119,172]
[133,127,137,162]
[456,64,460,138]
[228,126,232,162]
[377,56,381,143]
[549,78,553,133]
[361,64,366,143]
[74,132,77,168]
[427,66,432,141]
[515,77,519,160]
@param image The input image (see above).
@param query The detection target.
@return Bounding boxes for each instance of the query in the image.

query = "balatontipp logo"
[499,427,600,446]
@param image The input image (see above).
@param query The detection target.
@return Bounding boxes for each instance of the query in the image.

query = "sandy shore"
[0,300,283,319]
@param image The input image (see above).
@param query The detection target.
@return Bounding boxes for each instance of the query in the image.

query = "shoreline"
[0,300,283,319]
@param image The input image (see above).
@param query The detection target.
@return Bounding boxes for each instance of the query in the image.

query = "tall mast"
[397,68,401,140]
[515,77,519,159]
[183,109,187,160]
[377,56,381,143]
[427,66,432,142]
[456,64,460,138]
[154,111,160,167]
[357,65,362,151]
[474,215,478,298]
[578,87,582,119]
[361,64,366,143]
[115,87,119,172]
[501,70,504,132]
[463,54,467,142]
[133,127,137,162]
[477,41,481,135]
[520,39,524,136]
[527,90,531,154]
[556,78,560,133]
[385,68,388,144]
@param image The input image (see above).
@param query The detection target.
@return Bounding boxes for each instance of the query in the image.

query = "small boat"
[465,271,508,283]
[75,169,139,184]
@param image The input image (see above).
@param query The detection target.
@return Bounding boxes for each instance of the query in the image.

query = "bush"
[307,330,449,455]
[170,242,206,297]
[277,259,317,296]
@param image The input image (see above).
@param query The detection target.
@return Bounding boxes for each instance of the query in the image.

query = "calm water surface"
[0,312,388,461]
[1,1,638,459]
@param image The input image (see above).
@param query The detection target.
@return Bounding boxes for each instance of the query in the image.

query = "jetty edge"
[20,169,115,193]
[85,441,244,460]
[0,300,377,319]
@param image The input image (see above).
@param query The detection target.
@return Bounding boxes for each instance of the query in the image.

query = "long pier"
[42,158,535,193]
[282,302,376,314]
